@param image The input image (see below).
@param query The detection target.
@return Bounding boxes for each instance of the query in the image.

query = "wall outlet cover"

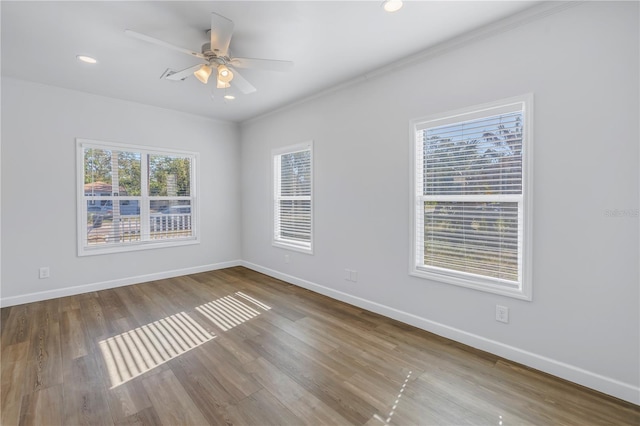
[39,267,50,279]
[496,305,509,323]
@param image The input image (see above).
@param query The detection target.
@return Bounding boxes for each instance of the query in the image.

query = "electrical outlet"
[284,255,290,264]
[39,267,50,279]
[496,305,509,323]
[345,269,358,282]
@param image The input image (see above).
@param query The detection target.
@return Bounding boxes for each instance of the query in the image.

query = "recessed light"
[382,0,403,13]
[224,95,235,100]
[76,55,97,64]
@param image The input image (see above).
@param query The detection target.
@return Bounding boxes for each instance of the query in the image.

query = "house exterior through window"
[77,139,198,256]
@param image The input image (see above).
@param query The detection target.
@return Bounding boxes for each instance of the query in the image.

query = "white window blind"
[412,95,532,299]
[273,142,313,253]
[78,139,198,256]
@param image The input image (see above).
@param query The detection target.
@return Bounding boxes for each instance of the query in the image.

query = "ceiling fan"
[125,12,293,94]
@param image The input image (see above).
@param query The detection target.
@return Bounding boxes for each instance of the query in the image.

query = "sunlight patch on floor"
[235,291,272,311]
[99,311,215,388]
[371,370,413,425]
[195,292,270,331]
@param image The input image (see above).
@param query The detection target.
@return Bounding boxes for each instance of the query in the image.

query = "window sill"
[272,240,313,255]
[79,237,199,257]
[410,266,531,301]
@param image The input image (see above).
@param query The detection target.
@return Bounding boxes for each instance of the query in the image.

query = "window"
[77,139,198,256]
[411,95,532,299]
[273,141,313,253]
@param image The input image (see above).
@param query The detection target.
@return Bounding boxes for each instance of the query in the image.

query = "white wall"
[1,77,241,304]
[240,2,639,403]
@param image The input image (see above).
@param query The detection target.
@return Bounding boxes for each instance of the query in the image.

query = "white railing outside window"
[77,139,198,255]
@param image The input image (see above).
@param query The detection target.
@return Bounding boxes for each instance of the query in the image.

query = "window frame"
[77,138,199,256]
[409,94,533,300]
[272,141,314,254]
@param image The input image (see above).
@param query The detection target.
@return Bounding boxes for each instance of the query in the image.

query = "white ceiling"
[1,1,539,123]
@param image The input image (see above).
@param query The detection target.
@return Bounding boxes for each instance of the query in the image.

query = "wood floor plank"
[61,308,89,360]
[225,388,302,426]
[155,276,207,311]
[105,380,153,424]
[1,305,32,347]
[249,317,355,378]
[23,300,63,393]
[96,317,155,425]
[416,360,556,425]
[170,351,240,425]
[192,340,262,400]
[493,360,640,425]
[260,310,339,354]
[343,371,411,414]
[245,356,352,425]
[97,289,132,325]
[114,406,163,426]
[299,314,397,354]
[113,285,165,329]
[78,292,111,339]
[209,332,260,366]
[1,341,30,425]
[408,370,513,425]
[133,279,187,316]
[313,330,425,384]
[62,354,115,425]
[141,369,209,426]
[189,270,243,297]
[246,328,378,424]
[60,293,82,312]
[1,266,638,426]
[18,384,64,426]
[1,304,12,331]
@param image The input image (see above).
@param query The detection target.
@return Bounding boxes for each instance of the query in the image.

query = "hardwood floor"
[2,267,638,425]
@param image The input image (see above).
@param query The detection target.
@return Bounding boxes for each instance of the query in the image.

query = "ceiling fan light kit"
[125,12,293,96]
[194,64,212,84]
[216,64,234,83]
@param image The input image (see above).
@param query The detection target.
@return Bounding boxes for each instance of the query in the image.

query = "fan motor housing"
[201,42,228,64]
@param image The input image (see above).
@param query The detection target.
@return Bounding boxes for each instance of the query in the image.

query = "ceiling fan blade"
[229,57,294,72]
[165,64,203,81]
[125,29,205,59]
[210,13,234,57]
[229,68,257,94]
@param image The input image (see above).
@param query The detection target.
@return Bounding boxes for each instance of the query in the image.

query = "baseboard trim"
[241,261,640,405]
[0,260,242,308]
